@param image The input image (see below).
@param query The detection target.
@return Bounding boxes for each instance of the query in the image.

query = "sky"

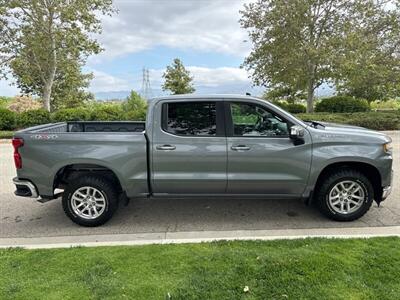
[0,0,263,99]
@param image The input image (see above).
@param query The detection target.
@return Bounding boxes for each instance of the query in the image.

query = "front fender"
[307,142,390,192]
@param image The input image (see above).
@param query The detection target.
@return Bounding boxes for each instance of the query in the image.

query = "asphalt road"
[0,131,399,239]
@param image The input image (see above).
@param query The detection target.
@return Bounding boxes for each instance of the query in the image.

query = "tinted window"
[164,102,217,136]
[230,102,289,136]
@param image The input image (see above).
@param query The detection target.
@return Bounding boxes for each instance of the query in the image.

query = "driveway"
[0,131,399,247]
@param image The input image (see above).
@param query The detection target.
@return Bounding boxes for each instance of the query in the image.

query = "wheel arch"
[53,163,124,194]
[312,161,382,204]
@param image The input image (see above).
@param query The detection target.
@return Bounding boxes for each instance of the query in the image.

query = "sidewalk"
[1,226,399,249]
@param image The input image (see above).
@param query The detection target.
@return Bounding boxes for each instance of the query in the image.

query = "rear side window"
[163,102,217,136]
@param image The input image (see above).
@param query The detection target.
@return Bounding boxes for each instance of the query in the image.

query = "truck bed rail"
[20,121,146,134]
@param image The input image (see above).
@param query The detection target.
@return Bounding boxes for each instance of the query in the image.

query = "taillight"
[12,138,24,169]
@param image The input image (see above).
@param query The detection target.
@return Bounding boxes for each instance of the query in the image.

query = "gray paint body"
[14,95,393,200]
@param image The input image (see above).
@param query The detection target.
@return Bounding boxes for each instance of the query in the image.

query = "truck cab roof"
[150,94,262,102]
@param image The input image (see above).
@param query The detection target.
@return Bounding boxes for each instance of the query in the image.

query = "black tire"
[315,169,374,221]
[62,175,119,227]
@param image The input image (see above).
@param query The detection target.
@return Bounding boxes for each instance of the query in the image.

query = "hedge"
[17,109,51,128]
[272,101,306,114]
[0,130,14,139]
[315,96,370,113]
[51,108,91,122]
[297,111,400,131]
[0,108,17,130]
[89,104,125,121]
[370,99,400,111]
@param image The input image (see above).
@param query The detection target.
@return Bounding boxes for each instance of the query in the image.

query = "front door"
[226,101,312,196]
[151,100,227,194]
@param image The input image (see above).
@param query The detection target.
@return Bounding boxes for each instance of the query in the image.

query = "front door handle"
[156,144,176,151]
[231,145,251,151]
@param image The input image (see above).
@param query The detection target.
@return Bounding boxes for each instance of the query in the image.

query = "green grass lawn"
[1,238,399,299]
[0,131,14,139]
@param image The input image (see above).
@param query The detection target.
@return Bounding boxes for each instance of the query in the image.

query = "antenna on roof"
[245,92,251,96]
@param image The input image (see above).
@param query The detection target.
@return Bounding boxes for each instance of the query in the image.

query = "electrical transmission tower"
[140,68,152,100]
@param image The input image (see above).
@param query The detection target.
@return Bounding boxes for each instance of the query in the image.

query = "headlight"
[383,142,393,153]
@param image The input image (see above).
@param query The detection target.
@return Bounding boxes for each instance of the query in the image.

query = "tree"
[12,51,95,110]
[240,0,360,113]
[122,90,147,120]
[0,0,115,111]
[263,85,306,104]
[334,1,400,101]
[162,58,195,95]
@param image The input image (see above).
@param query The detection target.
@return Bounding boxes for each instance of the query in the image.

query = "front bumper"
[382,170,393,201]
[382,185,392,200]
[13,177,39,198]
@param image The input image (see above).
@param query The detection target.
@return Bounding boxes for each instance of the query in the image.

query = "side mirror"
[290,125,305,145]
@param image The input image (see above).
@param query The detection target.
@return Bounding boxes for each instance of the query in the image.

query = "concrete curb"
[0,139,11,144]
[1,226,399,249]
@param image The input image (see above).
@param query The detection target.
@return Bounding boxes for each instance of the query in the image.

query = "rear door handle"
[231,145,251,151]
[156,144,176,151]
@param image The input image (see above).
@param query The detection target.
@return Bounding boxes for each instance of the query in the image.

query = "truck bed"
[14,120,148,198]
[21,121,146,134]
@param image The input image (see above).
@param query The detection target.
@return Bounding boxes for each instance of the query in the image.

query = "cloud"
[1,1,255,96]
[91,0,251,61]
[0,78,19,96]
[188,66,250,87]
[89,65,253,95]
[88,69,131,92]
[149,66,250,87]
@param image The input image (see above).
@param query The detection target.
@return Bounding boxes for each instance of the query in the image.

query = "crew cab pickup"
[12,95,393,226]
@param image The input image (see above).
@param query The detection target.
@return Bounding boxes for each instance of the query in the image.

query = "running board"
[37,192,63,203]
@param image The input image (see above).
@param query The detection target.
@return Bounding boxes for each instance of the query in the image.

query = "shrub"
[370,99,400,111]
[122,91,147,121]
[0,96,13,109]
[297,111,400,131]
[346,112,400,130]
[89,104,125,121]
[51,108,91,122]
[0,130,14,139]
[7,95,42,113]
[286,103,306,114]
[17,109,51,128]
[271,100,306,114]
[123,108,146,121]
[0,108,17,130]
[271,100,288,110]
[315,96,370,113]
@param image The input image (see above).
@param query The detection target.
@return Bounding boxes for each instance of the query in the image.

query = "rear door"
[151,100,227,194]
[226,100,312,196]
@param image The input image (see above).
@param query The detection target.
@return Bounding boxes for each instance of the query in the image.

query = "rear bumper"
[13,177,39,198]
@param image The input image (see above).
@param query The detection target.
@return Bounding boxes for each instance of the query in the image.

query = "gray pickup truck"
[12,95,393,226]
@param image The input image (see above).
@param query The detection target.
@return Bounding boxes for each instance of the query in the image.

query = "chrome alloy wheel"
[71,186,106,220]
[328,180,365,215]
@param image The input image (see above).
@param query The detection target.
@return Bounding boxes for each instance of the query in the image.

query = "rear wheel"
[62,176,119,227]
[315,169,374,221]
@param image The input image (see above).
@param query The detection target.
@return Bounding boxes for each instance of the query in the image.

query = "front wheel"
[315,169,374,221]
[62,176,119,227]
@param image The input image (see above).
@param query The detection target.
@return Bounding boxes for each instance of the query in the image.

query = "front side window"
[164,102,217,136]
[230,102,290,137]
